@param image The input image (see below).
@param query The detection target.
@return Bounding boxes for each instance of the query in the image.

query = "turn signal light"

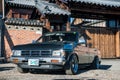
[51,60,59,63]
[12,59,19,63]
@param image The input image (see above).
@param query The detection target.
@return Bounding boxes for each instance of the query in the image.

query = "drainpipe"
[2,0,5,19]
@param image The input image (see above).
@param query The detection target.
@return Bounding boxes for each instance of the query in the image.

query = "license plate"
[28,59,39,66]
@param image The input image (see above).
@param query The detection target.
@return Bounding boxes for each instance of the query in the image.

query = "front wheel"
[65,54,79,75]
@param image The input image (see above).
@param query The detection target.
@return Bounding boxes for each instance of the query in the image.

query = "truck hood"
[12,41,75,50]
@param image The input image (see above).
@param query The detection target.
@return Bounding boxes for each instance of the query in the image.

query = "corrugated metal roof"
[5,0,35,6]
[5,0,71,15]
[68,0,120,7]
[36,1,71,15]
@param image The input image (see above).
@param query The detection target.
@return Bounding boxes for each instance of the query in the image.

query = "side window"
[78,36,86,47]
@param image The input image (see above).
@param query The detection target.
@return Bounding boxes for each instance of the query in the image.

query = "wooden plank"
[99,28,104,58]
[112,31,116,58]
[45,19,51,32]
[113,32,116,58]
[71,7,120,16]
[108,30,112,58]
[94,29,97,48]
[105,29,108,58]
[116,30,120,57]
[103,29,106,58]
[109,30,112,58]
[105,29,114,58]
[85,28,118,58]
[91,29,94,48]
[98,29,100,50]
[87,29,93,47]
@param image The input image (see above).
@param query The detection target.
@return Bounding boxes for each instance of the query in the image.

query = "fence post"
[116,30,120,57]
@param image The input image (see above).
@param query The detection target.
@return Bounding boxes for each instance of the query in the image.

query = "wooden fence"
[72,27,119,58]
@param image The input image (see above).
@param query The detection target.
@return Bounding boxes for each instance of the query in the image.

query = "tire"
[91,57,100,69]
[17,66,29,73]
[65,54,79,75]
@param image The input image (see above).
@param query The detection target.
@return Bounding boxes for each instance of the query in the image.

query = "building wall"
[71,27,119,58]
[4,25,42,58]
[0,0,2,13]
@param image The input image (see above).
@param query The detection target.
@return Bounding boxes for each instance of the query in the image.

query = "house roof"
[5,0,71,15]
[66,0,120,7]
[36,1,70,15]
[5,18,44,26]
[5,0,35,7]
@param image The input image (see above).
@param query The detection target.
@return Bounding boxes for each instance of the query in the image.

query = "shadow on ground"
[30,64,112,75]
[0,67,15,72]
[99,65,112,70]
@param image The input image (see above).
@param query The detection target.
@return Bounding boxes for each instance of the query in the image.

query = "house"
[61,0,120,58]
[4,0,70,59]
[45,0,120,58]
[3,0,120,59]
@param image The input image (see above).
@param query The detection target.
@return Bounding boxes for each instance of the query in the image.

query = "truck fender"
[64,53,79,69]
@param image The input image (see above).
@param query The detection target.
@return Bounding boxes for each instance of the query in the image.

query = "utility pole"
[2,0,5,19]
[0,0,6,62]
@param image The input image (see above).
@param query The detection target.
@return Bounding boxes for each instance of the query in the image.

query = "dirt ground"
[0,59,120,80]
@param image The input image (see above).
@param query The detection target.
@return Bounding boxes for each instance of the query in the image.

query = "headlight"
[52,50,65,57]
[52,50,61,56]
[12,50,21,56]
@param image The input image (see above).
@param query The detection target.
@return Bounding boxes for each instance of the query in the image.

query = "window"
[78,36,86,47]
[107,20,117,28]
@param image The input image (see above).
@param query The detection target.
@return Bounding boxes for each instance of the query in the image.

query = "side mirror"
[32,40,36,43]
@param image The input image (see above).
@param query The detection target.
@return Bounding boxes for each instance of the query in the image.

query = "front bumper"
[11,57,66,70]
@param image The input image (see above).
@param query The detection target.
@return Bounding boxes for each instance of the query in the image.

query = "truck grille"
[41,51,52,57]
[21,50,52,57]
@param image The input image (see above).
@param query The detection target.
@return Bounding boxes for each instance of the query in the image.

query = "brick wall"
[4,26,42,58]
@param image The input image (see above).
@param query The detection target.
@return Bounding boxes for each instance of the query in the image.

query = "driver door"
[76,36,90,64]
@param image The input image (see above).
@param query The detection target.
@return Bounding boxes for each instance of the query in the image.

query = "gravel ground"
[0,59,120,80]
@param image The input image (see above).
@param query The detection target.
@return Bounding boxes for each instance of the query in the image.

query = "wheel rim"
[71,56,78,73]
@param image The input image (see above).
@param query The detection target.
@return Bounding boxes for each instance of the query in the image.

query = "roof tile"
[5,0,71,15]
[6,0,35,6]
[69,0,120,7]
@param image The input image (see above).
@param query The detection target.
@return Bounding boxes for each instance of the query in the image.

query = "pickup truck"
[11,31,101,75]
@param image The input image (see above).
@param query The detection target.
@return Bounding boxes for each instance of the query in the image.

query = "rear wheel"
[91,57,100,69]
[17,66,29,73]
[65,54,79,75]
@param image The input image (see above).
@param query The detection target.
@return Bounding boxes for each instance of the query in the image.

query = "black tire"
[17,66,29,73]
[65,54,79,75]
[91,57,100,69]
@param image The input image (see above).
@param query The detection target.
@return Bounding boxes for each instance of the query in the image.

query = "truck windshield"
[42,32,77,42]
